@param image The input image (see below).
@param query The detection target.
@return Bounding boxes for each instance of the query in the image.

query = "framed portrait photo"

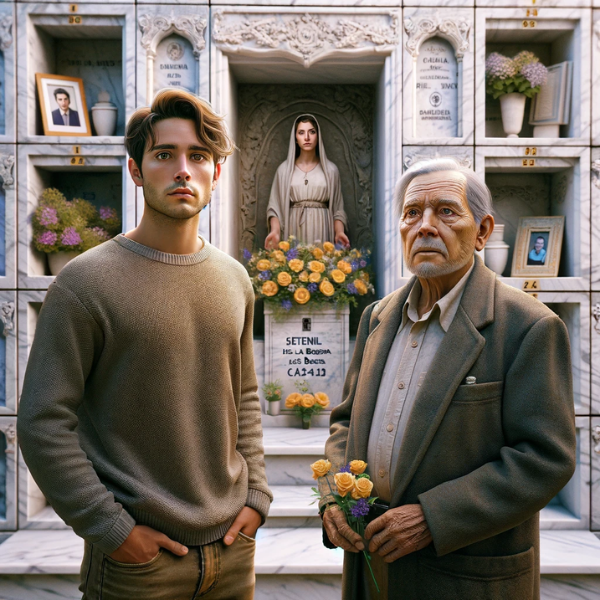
[511,216,565,278]
[35,73,91,137]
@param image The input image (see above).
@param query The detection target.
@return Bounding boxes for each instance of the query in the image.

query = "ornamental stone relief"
[139,14,207,57]
[213,10,399,68]
[404,11,470,60]
[237,84,374,252]
[593,160,600,190]
[403,151,472,170]
[0,14,12,51]
[0,154,14,189]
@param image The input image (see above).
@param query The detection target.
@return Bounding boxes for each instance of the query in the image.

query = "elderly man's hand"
[364,504,432,563]
[322,505,364,553]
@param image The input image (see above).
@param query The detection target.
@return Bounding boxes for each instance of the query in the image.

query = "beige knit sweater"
[18,235,272,555]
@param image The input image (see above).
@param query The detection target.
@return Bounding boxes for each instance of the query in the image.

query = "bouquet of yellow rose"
[285,379,329,429]
[243,237,373,315]
[311,458,380,593]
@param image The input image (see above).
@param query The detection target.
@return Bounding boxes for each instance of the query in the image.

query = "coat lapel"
[390,257,496,506]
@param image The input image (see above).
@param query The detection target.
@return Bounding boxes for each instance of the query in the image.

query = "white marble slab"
[0,291,17,415]
[475,8,591,145]
[16,3,136,144]
[592,416,600,530]
[592,10,600,145]
[403,8,474,145]
[17,144,135,289]
[269,485,319,518]
[0,4,16,144]
[0,144,17,290]
[0,416,16,530]
[592,294,600,415]
[263,425,329,455]
[592,148,600,290]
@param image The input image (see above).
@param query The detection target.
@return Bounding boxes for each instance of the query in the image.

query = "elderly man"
[321,158,576,600]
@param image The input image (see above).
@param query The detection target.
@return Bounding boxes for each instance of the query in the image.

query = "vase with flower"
[284,379,330,429]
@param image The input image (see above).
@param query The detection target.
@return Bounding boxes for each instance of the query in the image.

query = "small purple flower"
[351,260,359,272]
[359,260,367,268]
[307,283,318,293]
[286,247,299,260]
[258,270,271,281]
[347,283,358,295]
[485,52,517,81]
[37,230,57,246]
[281,299,292,311]
[60,227,81,247]
[521,61,548,88]
[350,498,370,519]
[339,464,352,473]
[287,284,297,292]
[243,248,252,261]
[99,206,117,221]
[91,227,109,240]
[39,207,58,227]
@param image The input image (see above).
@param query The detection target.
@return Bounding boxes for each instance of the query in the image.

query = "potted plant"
[263,380,283,416]
[284,380,330,429]
[485,51,548,138]
[32,188,121,275]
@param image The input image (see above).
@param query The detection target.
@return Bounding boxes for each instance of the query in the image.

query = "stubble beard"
[143,181,211,220]
[406,237,474,278]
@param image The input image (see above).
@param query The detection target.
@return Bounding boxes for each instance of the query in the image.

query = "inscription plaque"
[154,34,196,95]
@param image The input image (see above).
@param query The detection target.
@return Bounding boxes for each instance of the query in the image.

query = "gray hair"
[395,158,493,224]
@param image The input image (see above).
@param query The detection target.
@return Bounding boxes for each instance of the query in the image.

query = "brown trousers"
[79,533,256,600]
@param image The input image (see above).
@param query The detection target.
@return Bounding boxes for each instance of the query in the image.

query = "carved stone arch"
[403,12,470,61]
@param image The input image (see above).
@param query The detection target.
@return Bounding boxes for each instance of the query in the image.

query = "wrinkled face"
[136,118,219,220]
[295,121,318,153]
[56,94,70,112]
[535,237,544,252]
[400,170,478,278]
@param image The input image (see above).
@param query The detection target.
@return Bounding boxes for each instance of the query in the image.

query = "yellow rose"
[289,259,304,272]
[309,260,326,273]
[277,271,292,286]
[330,269,346,283]
[308,272,321,283]
[257,259,272,271]
[360,272,370,283]
[315,392,330,408]
[310,459,332,480]
[271,250,286,264]
[298,271,309,282]
[337,260,352,274]
[349,460,367,475]
[312,247,324,260]
[354,280,368,295]
[334,472,356,497]
[285,392,302,408]
[261,281,279,297]
[301,393,316,408]
[294,288,311,305]
[319,280,335,297]
[323,242,335,253]
[279,241,290,252]
[351,477,374,500]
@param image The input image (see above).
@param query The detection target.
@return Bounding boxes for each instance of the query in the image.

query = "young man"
[18,89,272,599]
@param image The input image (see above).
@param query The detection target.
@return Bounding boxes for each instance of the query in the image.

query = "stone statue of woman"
[264,114,349,249]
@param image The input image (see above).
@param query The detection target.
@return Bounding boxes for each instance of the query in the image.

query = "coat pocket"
[452,381,504,404]
[418,547,534,600]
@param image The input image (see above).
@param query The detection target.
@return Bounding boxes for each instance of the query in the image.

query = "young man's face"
[56,94,70,112]
[130,117,221,220]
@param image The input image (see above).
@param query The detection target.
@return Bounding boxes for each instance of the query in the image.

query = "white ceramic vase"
[499,93,526,138]
[484,224,510,276]
[48,251,81,276]
[267,401,281,416]
[91,91,118,137]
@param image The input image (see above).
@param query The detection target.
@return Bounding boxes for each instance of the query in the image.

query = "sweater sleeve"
[237,283,273,522]
[418,315,577,556]
[17,283,136,554]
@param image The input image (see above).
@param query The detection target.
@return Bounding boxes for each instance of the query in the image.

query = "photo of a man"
[50,87,80,127]
[527,233,548,265]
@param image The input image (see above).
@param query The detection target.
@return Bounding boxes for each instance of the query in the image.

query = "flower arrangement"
[284,379,330,429]
[311,458,379,593]
[263,380,283,403]
[32,188,121,254]
[243,237,374,315]
[485,51,548,99]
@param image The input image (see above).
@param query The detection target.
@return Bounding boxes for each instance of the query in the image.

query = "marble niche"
[0,5,15,144]
[0,417,16,531]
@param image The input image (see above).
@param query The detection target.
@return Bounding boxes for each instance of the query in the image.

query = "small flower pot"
[302,414,312,429]
[267,401,280,416]
[499,93,526,138]
[48,251,81,276]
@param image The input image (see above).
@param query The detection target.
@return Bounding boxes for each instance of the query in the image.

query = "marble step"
[265,485,321,528]
[1,530,600,599]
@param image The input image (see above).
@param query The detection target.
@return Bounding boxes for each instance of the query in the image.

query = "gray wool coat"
[324,256,576,600]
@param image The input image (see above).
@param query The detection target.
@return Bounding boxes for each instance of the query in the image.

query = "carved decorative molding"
[404,11,470,59]
[593,303,600,334]
[594,21,600,51]
[593,160,600,190]
[593,425,600,454]
[213,10,400,68]
[0,14,12,51]
[1,421,15,453]
[139,14,207,58]
[1,301,14,337]
[488,184,548,209]
[403,152,472,170]
[0,154,14,189]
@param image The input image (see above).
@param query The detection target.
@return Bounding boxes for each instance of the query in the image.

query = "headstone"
[264,307,350,411]
[415,37,458,138]
[154,34,196,95]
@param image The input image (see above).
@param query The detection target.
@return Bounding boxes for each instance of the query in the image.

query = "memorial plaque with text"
[154,34,196,95]
[265,308,349,410]
[415,37,458,138]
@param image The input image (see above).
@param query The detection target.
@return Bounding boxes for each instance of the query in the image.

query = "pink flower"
[521,62,548,88]
[99,206,117,221]
[39,207,58,227]
[61,227,82,247]
[91,227,109,240]
[37,230,57,246]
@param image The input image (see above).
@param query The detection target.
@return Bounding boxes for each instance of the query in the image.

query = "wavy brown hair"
[125,89,235,175]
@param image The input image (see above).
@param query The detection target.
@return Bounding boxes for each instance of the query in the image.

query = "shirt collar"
[401,259,475,333]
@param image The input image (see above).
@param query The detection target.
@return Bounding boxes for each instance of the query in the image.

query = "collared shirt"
[366,261,474,502]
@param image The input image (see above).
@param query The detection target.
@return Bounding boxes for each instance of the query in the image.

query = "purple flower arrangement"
[32,188,121,255]
[485,50,548,99]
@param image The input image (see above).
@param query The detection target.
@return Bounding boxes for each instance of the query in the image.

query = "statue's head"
[395,158,494,279]
[294,114,319,159]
